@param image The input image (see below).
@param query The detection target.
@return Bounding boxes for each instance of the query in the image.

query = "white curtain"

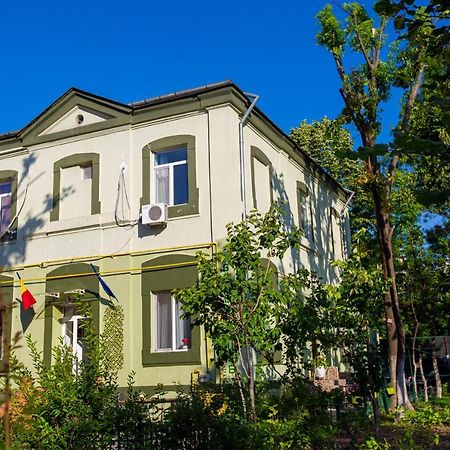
[0,195,11,233]
[157,292,172,350]
[155,167,170,204]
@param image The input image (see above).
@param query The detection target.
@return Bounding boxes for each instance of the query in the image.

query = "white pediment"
[39,105,114,136]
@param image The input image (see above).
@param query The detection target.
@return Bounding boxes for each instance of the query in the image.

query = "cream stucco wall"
[0,94,349,391]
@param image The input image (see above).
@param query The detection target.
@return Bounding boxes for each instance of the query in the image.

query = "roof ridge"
[129,80,233,108]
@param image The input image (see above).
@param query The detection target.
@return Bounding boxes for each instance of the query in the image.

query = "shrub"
[404,403,450,428]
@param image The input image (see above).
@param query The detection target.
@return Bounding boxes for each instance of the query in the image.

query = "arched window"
[297,181,314,242]
[141,135,199,219]
[43,263,100,366]
[251,147,273,213]
[0,170,18,241]
[141,254,201,366]
[50,153,101,221]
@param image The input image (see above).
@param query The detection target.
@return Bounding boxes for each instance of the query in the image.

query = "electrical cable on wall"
[114,166,139,228]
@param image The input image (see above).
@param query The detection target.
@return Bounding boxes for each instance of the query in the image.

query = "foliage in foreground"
[4,337,336,449]
[4,326,154,449]
[3,304,450,449]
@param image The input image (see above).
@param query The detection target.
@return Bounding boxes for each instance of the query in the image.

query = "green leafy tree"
[315,1,445,409]
[398,221,450,401]
[177,208,301,423]
[290,117,377,238]
[326,231,389,437]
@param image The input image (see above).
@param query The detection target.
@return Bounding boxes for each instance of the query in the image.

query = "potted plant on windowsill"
[180,338,190,349]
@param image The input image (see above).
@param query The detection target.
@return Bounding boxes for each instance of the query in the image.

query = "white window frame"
[153,149,187,206]
[329,207,336,255]
[61,308,86,363]
[0,182,12,234]
[298,190,314,242]
[153,291,190,353]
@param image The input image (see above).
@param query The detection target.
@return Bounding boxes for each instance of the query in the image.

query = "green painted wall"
[9,249,210,392]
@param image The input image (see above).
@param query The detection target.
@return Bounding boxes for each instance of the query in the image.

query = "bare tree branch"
[353,18,373,70]
[374,17,388,67]
[387,62,425,195]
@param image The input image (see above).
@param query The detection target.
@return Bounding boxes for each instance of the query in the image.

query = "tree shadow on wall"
[271,171,300,275]
[0,152,74,332]
[0,152,74,267]
[271,167,339,284]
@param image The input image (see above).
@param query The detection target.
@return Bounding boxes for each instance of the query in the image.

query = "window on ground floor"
[44,263,100,366]
[154,291,191,352]
[61,305,87,363]
[0,275,13,371]
[141,254,200,366]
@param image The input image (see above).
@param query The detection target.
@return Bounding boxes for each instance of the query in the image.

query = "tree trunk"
[431,339,442,399]
[418,354,428,402]
[370,391,380,441]
[369,178,412,410]
[411,327,418,403]
[233,362,247,418]
[244,332,257,423]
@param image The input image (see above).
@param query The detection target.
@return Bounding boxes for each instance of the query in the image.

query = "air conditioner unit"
[141,203,168,226]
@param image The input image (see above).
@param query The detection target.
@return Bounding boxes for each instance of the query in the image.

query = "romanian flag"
[17,273,36,310]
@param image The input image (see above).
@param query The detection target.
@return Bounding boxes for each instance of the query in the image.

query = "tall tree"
[315,2,443,409]
[290,118,377,239]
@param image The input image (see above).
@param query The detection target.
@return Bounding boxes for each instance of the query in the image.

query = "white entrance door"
[61,307,85,363]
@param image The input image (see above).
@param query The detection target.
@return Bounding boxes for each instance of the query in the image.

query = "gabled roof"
[0,81,349,199]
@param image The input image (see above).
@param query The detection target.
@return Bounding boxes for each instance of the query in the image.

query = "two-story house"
[0,81,350,394]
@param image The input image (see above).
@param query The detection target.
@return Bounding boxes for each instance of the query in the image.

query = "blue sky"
[0,0,400,141]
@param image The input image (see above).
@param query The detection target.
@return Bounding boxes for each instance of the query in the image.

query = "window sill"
[167,196,199,219]
[142,347,201,367]
[46,214,110,234]
[154,348,191,352]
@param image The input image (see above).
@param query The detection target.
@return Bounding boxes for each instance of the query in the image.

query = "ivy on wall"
[102,305,124,371]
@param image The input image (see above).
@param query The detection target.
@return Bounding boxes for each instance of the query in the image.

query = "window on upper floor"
[251,146,273,213]
[154,291,191,352]
[154,148,188,206]
[141,135,199,219]
[50,154,100,222]
[0,181,12,236]
[329,207,342,257]
[81,164,92,180]
[0,171,18,242]
[297,183,314,242]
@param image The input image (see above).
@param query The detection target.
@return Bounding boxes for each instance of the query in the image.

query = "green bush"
[404,403,450,428]
[155,385,255,450]
[4,316,153,449]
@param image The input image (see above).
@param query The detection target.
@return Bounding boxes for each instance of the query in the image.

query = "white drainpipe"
[239,93,259,220]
